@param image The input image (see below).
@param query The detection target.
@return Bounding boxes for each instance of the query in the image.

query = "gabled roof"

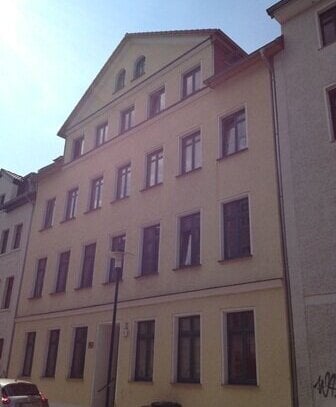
[0,168,23,183]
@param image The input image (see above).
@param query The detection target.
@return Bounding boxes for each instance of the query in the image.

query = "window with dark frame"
[55,251,70,293]
[2,276,14,309]
[135,320,155,381]
[320,5,336,47]
[33,258,47,298]
[115,69,126,92]
[329,87,336,139]
[22,332,36,377]
[181,131,201,174]
[227,310,256,385]
[120,106,134,133]
[0,194,5,206]
[80,243,96,288]
[70,327,87,379]
[221,109,246,157]
[12,223,23,249]
[179,212,200,267]
[0,338,3,360]
[177,315,200,383]
[89,177,103,210]
[182,66,201,98]
[108,234,126,283]
[43,198,55,229]
[149,88,165,117]
[72,136,84,160]
[44,329,60,378]
[65,188,78,221]
[0,229,9,254]
[146,149,163,188]
[223,197,251,260]
[95,122,108,147]
[116,164,131,200]
[134,56,145,79]
[141,224,160,276]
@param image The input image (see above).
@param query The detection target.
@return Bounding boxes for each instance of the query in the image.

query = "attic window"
[134,56,145,79]
[115,69,126,92]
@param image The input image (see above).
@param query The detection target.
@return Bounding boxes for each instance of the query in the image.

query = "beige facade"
[10,31,292,407]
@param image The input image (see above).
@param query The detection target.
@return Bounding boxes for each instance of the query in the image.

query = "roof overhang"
[267,0,316,23]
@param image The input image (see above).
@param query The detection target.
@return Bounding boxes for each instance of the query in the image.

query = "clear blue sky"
[0,0,280,176]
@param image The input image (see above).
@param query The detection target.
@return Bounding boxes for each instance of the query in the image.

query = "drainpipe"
[260,49,298,407]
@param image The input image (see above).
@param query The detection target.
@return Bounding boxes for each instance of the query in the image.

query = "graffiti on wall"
[313,372,336,398]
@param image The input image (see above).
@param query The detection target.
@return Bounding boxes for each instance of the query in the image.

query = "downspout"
[260,49,298,407]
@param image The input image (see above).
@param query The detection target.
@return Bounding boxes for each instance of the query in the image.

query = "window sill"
[39,225,53,232]
[84,206,102,215]
[216,147,248,162]
[140,182,163,192]
[131,72,145,82]
[130,379,153,384]
[49,290,66,296]
[102,279,123,286]
[181,87,204,101]
[176,167,202,178]
[318,40,336,51]
[119,127,134,136]
[222,382,258,388]
[134,272,159,279]
[171,381,201,386]
[28,295,42,300]
[218,254,252,264]
[111,196,130,205]
[0,308,10,313]
[66,376,84,381]
[172,264,201,271]
[60,217,76,224]
[40,375,55,380]
[148,109,164,120]
[74,285,92,291]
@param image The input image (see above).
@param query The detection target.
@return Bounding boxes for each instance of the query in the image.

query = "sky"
[0,0,280,176]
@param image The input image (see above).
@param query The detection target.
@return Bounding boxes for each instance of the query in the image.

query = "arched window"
[134,56,145,79]
[115,69,126,92]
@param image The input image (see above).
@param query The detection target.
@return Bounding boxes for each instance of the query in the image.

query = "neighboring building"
[9,30,292,407]
[268,1,336,406]
[0,169,36,376]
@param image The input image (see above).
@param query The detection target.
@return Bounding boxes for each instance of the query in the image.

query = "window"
[320,5,336,47]
[44,329,60,377]
[223,197,251,260]
[0,338,3,360]
[115,69,126,92]
[96,122,108,147]
[181,131,201,174]
[12,223,23,249]
[33,258,47,298]
[120,106,134,133]
[179,212,200,267]
[2,276,14,309]
[146,149,163,188]
[226,310,256,385]
[329,87,336,139]
[80,243,96,288]
[221,109,246,157]
[89,177,103,210]
[0,194,5,206]
[108,234,125,283]
[65,188,78,220]
[141,224,160,276]
[43,198,55,229]
[70,327,87,378]
[182,66,201,98]
[72,136,84,160]
[22,332,36,376]
[0,229,9,254]
[134,56,145,79]
[55,251,70,293]
[135,320,155,381]
[116,163,131,199]
[149,87,165,117]
[177,315,200,383]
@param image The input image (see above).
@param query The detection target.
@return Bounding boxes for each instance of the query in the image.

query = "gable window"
[33,258,47,298]
[121,106,134,133]
[141,224,160,276]
[149,87,165,118]
[177,315,200,383]
[328,87,336,139]
[320,5,336,47]
[96,122,108,147]
[146,149,163,188]
[55,251,70,293]
[0,229,9,254]
[22,332,36,377]
[43,198,56,229]
[44,329,60,378]
[179,212,200,267]
[135,320,155,381]
[12,223,23,249]
[223,197,251,260]
[221,109,246,157]
[65,188,78,221]
[134,56,145,79]
[80,243,96,288]
[181,131,201,174]
[89,177,103,210]
[182,66,201,98]
[70,327,88,379]
[116,163,131,199]
[72,136,84,160]
[108,234,126,283]
[2,276,14,309]
[115,69,126,92]
[226,310,256,385]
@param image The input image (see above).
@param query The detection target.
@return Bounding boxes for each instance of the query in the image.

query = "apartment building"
[0,169,36,376]
[268,1,336,406]
[9,30,292,407]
